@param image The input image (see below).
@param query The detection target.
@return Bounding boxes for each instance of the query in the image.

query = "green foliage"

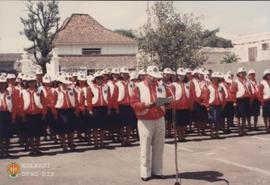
[138,1,206,70]
[221,53,239,64]
[202,28,233,48]
[20,0,60,73]
[114,29,137,39]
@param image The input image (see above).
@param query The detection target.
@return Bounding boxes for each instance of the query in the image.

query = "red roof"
[59,55,136,70]
[54,14,138,45]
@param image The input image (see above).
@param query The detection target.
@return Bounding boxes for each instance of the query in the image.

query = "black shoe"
[35,149,43,155]
[29,150,37,156]
[152,175,166,179]
[141,177,151,181]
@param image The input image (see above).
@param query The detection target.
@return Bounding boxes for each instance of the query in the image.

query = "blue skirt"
[119,105,137,128]
[92,106,109,129]
[236,97,250,117]
[55,108,76,134]
[0,111,12,139]
[176,109,191,126]
[25,114,44,137]
[249,98,260,117]
[193,102,208,122]
[223,102,235,118]
[208,105,223,125]
[263,100,270,117]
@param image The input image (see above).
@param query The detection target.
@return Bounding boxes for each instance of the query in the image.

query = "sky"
[0,1,270,53]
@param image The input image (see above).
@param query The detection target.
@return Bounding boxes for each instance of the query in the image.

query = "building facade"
[54,13,138,73]
[232,32,270,62]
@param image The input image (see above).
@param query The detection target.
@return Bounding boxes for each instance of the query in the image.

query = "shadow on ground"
[165,171,230,185]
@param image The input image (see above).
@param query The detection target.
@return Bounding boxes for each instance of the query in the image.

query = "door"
[248,47,257,62]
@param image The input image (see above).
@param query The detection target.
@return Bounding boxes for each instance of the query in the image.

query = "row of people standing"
[162,66,270,140]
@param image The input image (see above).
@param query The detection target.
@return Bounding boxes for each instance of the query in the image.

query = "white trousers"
[137,117,165,178]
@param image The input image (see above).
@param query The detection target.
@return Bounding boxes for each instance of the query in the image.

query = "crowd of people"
[0,65,270,158]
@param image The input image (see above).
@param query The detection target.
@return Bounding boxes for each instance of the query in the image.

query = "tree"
[20,0,60,73]
[202,28,233,48]
[138,1,206,70]
[221,53,239,64]
[114,29,137,39]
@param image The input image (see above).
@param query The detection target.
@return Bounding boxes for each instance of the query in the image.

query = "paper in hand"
[155,96,173,107]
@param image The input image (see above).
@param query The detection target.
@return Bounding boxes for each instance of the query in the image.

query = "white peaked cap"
[248,69,256,75]
[0,76,7,83]
[185,68,192,73]
[7,74,16,79]
[138,69,146,75]
[177,68,186,75]
[237,67,247,74]
[163,67,174,75]
[120,67,129,74]
[42,74,51,83]
[94,71,103,78]
[263,68,270,76]
[35,68,43,75]
[78,74,87,81]
[146,66,162,79]
[111,68,120,74]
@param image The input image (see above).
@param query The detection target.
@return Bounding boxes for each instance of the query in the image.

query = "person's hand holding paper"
[155,96,174,107]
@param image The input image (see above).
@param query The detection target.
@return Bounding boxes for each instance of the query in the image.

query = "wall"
[201,47,232,65]
[57,44,138,55]
[233,41,270,62]
[205,60,270,81]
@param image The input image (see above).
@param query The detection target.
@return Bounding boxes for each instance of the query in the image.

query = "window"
[82,48,101,55]
[262,43,270,50]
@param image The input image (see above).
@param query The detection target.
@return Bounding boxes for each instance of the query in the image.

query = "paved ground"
[1,125,270,185]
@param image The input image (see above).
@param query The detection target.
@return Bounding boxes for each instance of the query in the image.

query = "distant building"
[54,13,139,73]
[232,32,270,62]
[0,53,21,73]
[201,47,232,65]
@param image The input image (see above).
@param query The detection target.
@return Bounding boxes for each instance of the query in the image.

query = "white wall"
[57,44,138,55]
[233,41,270,62]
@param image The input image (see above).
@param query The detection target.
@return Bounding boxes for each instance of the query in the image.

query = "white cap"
[192,69,198,75]
[163,67,174,75]
[0,76,7,83]
[138,69,146,76]
[177,68,186,75]
[101,68,111,75]
[78,74,87,81]
[94,71,103,79]
[129,71,137,81]
[72,72,78,77]
[58,76,72,84]
[35,68,43,75]
[197,68,208,75]
[185,68,192,73]
[111,68,120,74]
[17,73,24,79]
[27,74,36,81]
[211,72,224,79]
[7,74,16,79]
[237,67,247,74]
[248,69,256,75]
[263,69,270,77]
[146,66,162,79]
[42,74,51,83]
[224,73,232,83]
[120,67,129,74]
